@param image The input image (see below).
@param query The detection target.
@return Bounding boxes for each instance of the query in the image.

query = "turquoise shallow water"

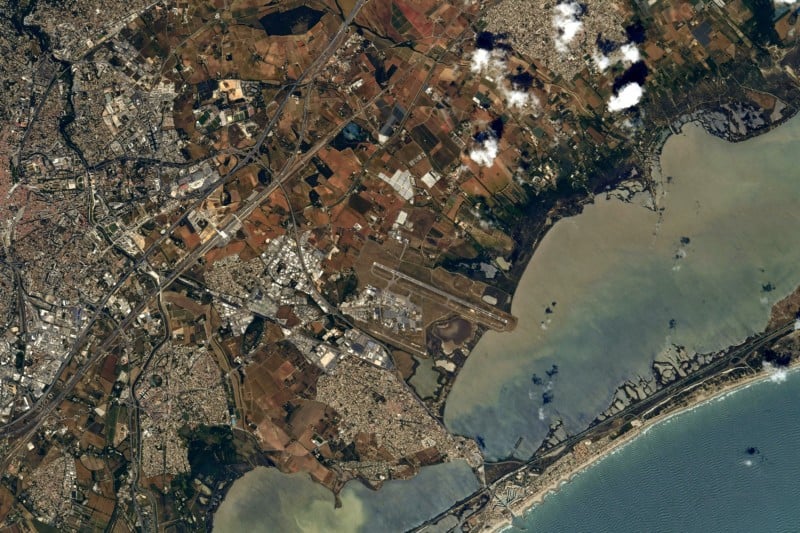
[515,368,800,533]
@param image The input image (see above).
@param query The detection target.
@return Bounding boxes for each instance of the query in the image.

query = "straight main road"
[0,0,371,463]
[410,320,796,532]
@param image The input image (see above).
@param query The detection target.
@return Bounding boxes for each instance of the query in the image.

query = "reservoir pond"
[259,7,326,36]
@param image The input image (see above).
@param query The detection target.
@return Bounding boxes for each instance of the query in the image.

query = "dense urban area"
[1,0,800,530]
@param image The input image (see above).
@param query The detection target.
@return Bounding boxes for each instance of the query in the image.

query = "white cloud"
[620,43,641,63]
[553,1,584,52]
[607,82,643,112]
[593,43,641,72]
[470,48,506,75]
[470,48,491,73]
[469,134,500,167]
[775,0,798,4]
[504,89,529,108]
[593,51,611,72]
[471,48,539,110]
[502,86,538,109]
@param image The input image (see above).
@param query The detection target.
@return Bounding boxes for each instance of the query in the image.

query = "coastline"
[484,357,800,533]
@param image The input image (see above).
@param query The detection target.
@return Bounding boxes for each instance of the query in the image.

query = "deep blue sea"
[513,367,800,533]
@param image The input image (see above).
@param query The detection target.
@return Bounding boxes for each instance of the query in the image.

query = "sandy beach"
[483,358,800,533]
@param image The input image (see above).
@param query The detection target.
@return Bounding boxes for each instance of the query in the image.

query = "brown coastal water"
[213,460,479,532]
[445,118,800,459]
[215,117,800,529]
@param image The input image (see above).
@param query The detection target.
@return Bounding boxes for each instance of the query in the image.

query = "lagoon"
[515,367,800,532]
[215,117,800,530]
[213,460,479,532]
[446,118,800,460]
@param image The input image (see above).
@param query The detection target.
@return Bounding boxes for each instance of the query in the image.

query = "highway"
[410,319,797,532]
[0,0,371,464]
[127,287,170,531]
